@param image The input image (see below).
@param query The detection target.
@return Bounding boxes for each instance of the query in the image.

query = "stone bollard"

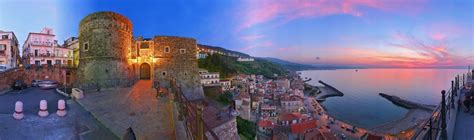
[13,101,24,120]
[38,100,49,117]
[56,99,67,117]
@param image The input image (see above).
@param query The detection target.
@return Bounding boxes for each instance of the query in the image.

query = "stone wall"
[0,64,75,93]
[153,36,204,100]
[77,12,136,90]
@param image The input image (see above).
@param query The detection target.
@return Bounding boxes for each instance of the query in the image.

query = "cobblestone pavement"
[77,80,178,140]
[0,99,118,140]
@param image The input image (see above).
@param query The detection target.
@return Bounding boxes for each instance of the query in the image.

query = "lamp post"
[440,90,448,140]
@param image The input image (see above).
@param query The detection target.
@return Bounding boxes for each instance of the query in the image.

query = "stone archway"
[140,63,151,79]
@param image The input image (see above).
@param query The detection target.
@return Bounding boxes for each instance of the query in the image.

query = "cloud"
[240,41,273,51]
[239,34,265,41]
[378,33,471,67]
[237,0,426,31]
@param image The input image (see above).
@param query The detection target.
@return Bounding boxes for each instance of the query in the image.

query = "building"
[63,37,79,67]
[0,30,20,71]
[77,12,204,100]
[200,70,220,86]
[22,27,72,67]
[280,95,304,113]
[77,12,135,89]
[258,120,275,134]
[197,52,207,59]
[237,57,254,62]
[220,80,231,91]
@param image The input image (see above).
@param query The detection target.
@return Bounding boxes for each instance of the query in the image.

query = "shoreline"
[369,109,431,135]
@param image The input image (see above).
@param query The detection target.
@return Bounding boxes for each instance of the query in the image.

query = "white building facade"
[199,69,220,86]
[0,31,20,71]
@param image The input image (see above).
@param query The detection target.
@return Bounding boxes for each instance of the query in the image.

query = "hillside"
[198,54,287,78]
[198,44,251,58]
[260,57,317,71]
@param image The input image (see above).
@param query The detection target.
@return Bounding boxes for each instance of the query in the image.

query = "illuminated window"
[164,46,170,53]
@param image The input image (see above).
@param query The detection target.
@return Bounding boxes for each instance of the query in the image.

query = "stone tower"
[153,36,204,100]
[77,12,135,89]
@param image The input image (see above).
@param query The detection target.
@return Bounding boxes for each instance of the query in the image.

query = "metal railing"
[412,71,472,140]
[170,78,220,140]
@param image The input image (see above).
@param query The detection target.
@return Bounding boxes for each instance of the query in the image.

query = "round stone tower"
[77,11,135,89]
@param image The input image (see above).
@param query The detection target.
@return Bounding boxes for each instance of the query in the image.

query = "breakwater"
[318,80,344,98]
[379,93,435,111]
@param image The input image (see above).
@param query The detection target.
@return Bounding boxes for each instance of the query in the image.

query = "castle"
[77,11,204,100]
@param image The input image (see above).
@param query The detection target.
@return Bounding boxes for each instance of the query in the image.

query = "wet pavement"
[0,87,66,114]
[0,87,117,140]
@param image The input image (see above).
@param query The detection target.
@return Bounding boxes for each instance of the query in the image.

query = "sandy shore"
[370,109,431,135]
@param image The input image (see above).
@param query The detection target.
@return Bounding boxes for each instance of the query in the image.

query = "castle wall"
[77,12,136,90]
[153,36,204,100]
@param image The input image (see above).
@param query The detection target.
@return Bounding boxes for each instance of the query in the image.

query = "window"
[164,46,170,53]
[35,50,38,56]
[1,35,7,39]
[0,44,5,50]
[161,71,167,76]
[35,61,40,66]
[140,43,149,49]
[84,42,89,51]
[180,49,186,54]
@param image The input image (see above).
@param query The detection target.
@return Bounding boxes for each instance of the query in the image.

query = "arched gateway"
[140,63,151,79]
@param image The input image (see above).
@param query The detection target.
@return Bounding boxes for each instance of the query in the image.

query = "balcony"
[28,53,55,58]
[30,41,53,47]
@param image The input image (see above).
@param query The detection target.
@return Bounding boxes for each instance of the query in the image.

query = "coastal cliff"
[379,93,435,111]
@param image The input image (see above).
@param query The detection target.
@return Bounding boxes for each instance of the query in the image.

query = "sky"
[0,0,473,68]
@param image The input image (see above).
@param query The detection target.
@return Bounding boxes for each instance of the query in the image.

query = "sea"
[300,68,468,129]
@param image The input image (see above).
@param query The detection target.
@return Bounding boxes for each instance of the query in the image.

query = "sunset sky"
[1,0,473,68]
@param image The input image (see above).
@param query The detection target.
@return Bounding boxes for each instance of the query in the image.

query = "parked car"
[0,65,7,72]
[12,80,28,90]
[38,80,58,90]
[32,80,43,87]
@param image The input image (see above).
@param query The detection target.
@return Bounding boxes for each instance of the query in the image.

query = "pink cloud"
[384,33,471,67]
[237,0,426,31]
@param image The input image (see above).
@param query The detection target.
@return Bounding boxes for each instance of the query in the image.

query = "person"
[463,95,471,113]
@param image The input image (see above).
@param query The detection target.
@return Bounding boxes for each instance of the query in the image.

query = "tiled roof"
[290,120,317,134]
[258,120,274,128]
[279,112,302,121]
